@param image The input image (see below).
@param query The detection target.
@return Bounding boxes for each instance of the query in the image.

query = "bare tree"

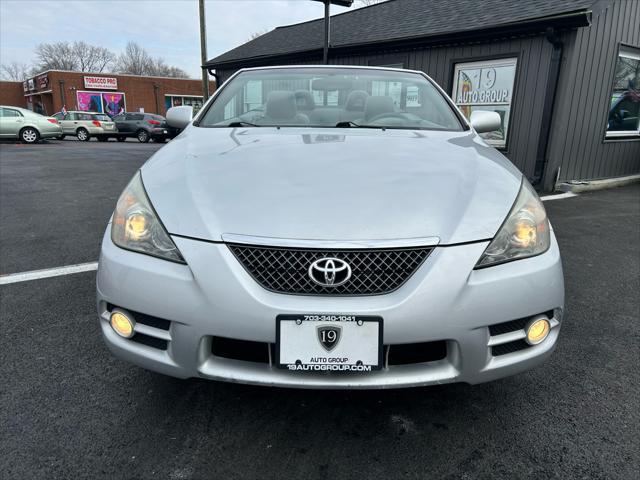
[71,41,115,72]
[248,29,270,41]
[116,42,189,78]
[613,56,640,91]
[33,41,115,73]
[115,41,153,76]
[0,61,31,81]
[151,58,189,79]
[356,0,387,6]
[34,42,78,71]
[20,41,187,79]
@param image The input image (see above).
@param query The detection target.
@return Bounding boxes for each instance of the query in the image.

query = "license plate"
[276,314,383,372]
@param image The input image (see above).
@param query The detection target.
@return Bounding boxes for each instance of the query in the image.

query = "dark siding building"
[206,0,639,191]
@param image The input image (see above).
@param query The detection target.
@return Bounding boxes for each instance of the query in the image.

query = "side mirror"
[470,110,501,134]
[166,106,193,129]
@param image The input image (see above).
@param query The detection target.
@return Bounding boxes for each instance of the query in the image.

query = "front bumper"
[96,231,564,389]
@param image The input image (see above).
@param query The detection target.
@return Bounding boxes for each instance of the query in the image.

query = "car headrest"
[345,90,369,112]
[364,96,395,121]
[294,90,315,111]
[265,91,297,119]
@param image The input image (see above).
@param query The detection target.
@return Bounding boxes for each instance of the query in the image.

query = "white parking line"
[540,192,578,201]
[0,262,98,285]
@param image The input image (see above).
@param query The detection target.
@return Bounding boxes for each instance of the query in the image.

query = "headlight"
[111,172,185,263]
[475,179,550,268]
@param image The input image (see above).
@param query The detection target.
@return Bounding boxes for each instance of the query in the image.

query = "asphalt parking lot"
[1,139,639,480]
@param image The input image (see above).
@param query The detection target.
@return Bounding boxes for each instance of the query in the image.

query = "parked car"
[97,66,564,389]
[0,106,62,143]
[608,90,640,132]
[52,111,117,141]
[112,112,175,143]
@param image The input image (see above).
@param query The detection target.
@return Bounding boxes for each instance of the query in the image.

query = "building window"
[76,91,126,117]
[606,45,640,138]
[244,80,262,111]
[164,95,204,114]
[451,57,518,148]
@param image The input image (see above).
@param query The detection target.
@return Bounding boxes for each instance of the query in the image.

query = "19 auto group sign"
[84,76,118,90]
[451,57,518,148]
[452,58,517,106]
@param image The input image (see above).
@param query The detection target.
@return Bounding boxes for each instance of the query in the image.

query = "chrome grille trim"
[221,233,440,249]
[228,244,433,296]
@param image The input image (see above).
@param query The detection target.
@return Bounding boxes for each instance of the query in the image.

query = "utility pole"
[311,0,354,65]
[199,0,210,100]
[323,1,330,64]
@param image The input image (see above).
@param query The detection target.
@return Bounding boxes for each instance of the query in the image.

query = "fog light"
[110,310,135,338]
[526,316,550,345]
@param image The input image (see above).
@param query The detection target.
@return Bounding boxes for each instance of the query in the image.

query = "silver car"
[0,105,62,143]
[53,111,117,141]
[97,66,564,389]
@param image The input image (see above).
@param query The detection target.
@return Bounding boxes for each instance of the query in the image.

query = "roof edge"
[207,8,592,69]
[271,0,400,31]
[25,69,205,82]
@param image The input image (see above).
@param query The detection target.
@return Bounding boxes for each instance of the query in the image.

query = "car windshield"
[198,67,464,131]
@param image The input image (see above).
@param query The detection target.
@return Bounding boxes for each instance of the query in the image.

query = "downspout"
[533,27,564,191]
[207,68,219,90]
[153,83,160,114]
[58,79,66,108]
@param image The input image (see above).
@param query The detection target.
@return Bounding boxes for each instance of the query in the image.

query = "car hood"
[141,126,522,245]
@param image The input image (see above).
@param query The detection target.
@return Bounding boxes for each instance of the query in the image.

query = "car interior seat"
[341,90,369,122]
[260,91,309,125]
[294,90,316,113]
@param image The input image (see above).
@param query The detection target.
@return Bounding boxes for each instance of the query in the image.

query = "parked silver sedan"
[97,66,564,389]
[0,106,62,143]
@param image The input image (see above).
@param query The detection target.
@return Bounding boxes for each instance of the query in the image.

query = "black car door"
[129,113,145,132]
[113,114,127,134]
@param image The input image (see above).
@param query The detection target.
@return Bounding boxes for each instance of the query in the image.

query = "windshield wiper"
[335,121,362,128]
[334,121,385,129]
[226,121,260,127]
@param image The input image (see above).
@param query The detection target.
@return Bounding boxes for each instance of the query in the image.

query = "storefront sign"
[84,76,118,90]
[37,75,49,89]
[27,78,35,90]
[452,57,518,148]
[23,81,28,92]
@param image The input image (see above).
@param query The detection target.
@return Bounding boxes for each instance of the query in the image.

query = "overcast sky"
[0,0,355,78]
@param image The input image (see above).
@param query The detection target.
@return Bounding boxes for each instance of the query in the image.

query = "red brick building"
[4,70,215,117]
[0,81,25,107]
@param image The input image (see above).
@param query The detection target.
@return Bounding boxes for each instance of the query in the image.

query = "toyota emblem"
[308,258,352,287]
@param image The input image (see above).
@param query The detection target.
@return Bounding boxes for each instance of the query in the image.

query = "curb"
[557,174,640,193]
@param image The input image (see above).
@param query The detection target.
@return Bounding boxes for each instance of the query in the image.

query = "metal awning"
[24,90,52,97]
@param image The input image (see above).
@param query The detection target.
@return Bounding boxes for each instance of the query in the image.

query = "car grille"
[228,244,432,295]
